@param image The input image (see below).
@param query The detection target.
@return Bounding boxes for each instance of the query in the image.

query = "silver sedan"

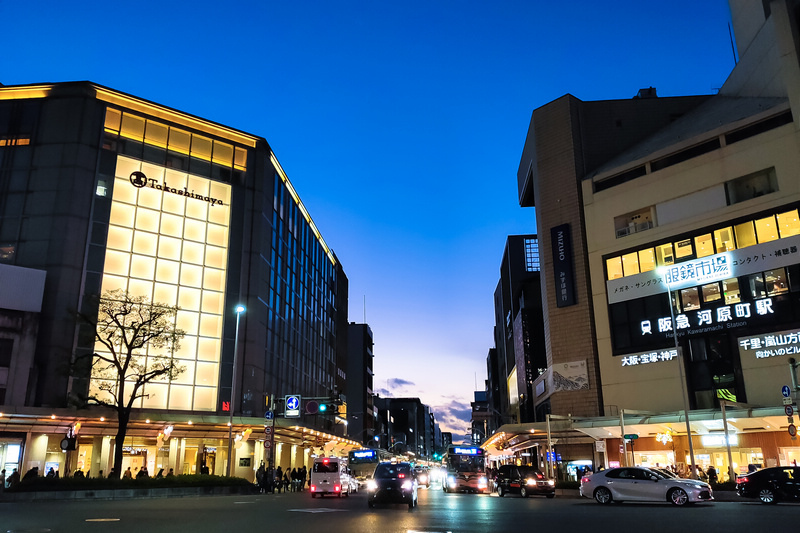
[580,467,713,506]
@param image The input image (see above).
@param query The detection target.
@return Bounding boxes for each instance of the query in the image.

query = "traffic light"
[319,402,338,414]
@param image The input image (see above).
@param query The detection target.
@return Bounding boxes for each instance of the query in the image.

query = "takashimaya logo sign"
[129,171,224,207]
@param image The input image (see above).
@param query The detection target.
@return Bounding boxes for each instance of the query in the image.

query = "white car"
[580,467,713,506]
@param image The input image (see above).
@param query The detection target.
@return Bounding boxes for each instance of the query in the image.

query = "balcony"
[616,220,654,238]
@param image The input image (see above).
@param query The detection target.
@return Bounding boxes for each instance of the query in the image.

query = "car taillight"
[311,485,316,492]
[581,476,591,484]
[736,476,748,484]
[334,484,341,492]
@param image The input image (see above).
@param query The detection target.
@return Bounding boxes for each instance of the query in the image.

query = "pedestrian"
[73,469,84,478]
[156,468,164,478]
[7,468,20,490]
[0,468,5,493]
[22,466,39,481]
[166,468,174,477]
[256,462,266,493]
[46,467,56,478]
[98,470,103,478]
[283,472,290,492]
[274,466,283,493]
[707,465,718,484]
[123,466,132,479]
[290,468,297,492]
[301,465,308,491]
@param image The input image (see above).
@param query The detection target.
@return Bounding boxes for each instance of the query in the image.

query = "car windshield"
[643,468,668,479]
[519,467,544,479]
[374,463,412,479]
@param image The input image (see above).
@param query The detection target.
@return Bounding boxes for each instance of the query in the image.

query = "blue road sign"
[265,410,274,420]
[783,385,792,398]
[286,396,300,410]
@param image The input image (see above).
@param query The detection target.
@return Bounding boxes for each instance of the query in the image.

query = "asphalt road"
[3,484,797,533]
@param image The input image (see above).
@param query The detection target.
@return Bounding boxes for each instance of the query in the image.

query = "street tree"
[77,289,185,479]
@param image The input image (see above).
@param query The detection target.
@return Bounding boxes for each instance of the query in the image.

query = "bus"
[442,445,489,493]
[348,448,391,489]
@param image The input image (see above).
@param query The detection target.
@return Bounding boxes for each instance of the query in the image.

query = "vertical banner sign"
[551,224,576,307]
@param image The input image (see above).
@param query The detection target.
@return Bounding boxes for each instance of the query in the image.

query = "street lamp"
[658,270,697,477]
[226,304,246,477]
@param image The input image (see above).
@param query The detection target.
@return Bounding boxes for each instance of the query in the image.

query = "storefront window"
[622,252,639,277]
[606,257,623,280]
[735,221,757,249]
[702,282,722,303]
[714,227,735,253]
[638,248,656,273]
[656,243,674,266]
[680,287,700,311]
[755,215,779,243]
[747,273,766,299]
[695,234,714,258]
[765,268,789,296]
[777,209,800,238]
[723,278,741,304]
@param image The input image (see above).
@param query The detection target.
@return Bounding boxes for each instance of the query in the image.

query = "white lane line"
[85,519,121,522]
[287,508,347,513]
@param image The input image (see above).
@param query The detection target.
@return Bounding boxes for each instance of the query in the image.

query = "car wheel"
[759,488,777,504]
[594,487,613,504]
[520,486,528,498]
[669,488,689,506]
[497,486,504,497]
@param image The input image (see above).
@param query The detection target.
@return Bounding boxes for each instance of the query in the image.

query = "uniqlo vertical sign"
[551,224,576,307]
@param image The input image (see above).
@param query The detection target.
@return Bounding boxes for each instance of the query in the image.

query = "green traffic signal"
[319,403,328,412]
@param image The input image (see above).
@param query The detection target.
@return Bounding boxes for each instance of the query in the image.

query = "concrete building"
[346,322,375,445]
[0,81,357,480]
[484,0,800,480]
[489,235,546,427]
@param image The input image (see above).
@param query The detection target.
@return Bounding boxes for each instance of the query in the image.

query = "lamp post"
[226,304,246,477]
[659,272,697,477]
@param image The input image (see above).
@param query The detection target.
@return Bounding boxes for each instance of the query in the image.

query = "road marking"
[407,531,453,533]
[85,519,121,522]
[287,508,347,513]
[234,501,256,504]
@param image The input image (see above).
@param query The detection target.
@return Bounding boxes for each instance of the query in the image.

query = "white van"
[310,456,352,498]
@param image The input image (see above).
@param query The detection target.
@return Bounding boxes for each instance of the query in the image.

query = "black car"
[736,466,800,504]
[495,464,556,498]
[367,462,418,509]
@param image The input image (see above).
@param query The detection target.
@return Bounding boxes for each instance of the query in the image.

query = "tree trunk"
[112,409,130,480]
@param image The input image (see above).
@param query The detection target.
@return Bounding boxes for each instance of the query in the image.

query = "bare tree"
[77,289,185,479]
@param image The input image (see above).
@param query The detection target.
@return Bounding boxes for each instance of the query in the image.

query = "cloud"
[430,398,472,439]
[387,378,416,389]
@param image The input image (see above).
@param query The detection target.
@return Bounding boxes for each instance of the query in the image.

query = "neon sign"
[453,447,480,455]
[352,450,376,459]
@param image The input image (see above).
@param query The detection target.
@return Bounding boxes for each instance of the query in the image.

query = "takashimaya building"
[0,81,357,480]
[485,0,800,481]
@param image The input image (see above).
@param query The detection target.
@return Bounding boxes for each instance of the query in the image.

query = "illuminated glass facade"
[89,155,232,411]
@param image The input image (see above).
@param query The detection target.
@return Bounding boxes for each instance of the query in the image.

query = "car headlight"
[447,475,456,487]
[547,479,555,486]
[367,480,378,491]
[691,483,707,490]
[478,477,487,487]
[526,478,536,486]
[419,474,427,483]
[401,480,412,490]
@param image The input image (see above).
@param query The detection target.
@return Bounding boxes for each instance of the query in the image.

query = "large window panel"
[755,215,779,243]
[622,252,639,277]
[193,387,216,411]
[694,234,714,258]
[656,243,674,266]
[107,226,133,251]
[714,227,735,253]
[606,257,623,280]
[777,209,800,238]
[735,221,757,248]
[638,248,656,272]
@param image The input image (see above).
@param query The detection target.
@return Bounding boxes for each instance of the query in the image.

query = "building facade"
[485,0,800,480]
[345,322,375,444]
[0,81,355,480]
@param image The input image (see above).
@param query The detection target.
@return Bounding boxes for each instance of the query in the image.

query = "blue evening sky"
[1,0,736,437]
